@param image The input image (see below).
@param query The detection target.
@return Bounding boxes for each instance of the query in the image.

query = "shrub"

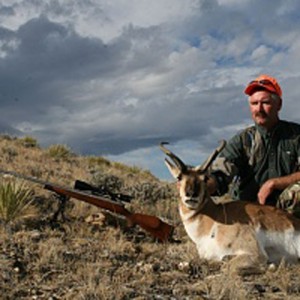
[128,182,175,203]
[0,134,14,141]
[92,173,124,192]
[47,144,73,160]
[0,179,34,224]
[2,146,18,163]
[112,162,155,180]
[87,156,111,168]
[19,136,39,148]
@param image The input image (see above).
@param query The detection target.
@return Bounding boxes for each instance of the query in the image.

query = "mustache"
[254,112,267,118]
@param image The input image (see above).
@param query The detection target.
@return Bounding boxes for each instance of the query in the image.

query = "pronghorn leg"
[222,228,268,275]
[224,253,267,276]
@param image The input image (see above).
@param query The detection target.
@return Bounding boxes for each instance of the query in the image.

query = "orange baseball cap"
[244,74,282,97]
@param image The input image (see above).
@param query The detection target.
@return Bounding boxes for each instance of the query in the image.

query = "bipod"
[50,193,70,223]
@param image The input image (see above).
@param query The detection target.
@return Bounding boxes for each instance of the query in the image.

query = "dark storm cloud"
[0,15,128,124]
[0,15,181,155]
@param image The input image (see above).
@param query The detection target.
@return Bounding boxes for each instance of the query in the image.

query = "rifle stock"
[0,169,173,242]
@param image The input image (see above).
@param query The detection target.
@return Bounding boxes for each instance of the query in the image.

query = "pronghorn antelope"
[160,141,300,273]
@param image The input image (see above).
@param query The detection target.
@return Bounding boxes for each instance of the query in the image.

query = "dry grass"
[1,135,300,299]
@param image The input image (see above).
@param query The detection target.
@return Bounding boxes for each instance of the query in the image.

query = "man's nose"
[257,103,264,111]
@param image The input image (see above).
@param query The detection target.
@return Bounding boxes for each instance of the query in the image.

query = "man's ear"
[278,97,283,111]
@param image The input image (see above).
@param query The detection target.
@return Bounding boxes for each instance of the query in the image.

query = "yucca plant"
[0,179,34,225]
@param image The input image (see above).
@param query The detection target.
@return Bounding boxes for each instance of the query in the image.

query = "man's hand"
[258,179,277,205]
[258,173,300,205]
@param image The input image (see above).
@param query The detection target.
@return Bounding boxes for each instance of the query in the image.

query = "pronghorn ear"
[164,158,181,179]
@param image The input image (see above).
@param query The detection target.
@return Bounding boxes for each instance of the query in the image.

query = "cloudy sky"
[0,0,300,180]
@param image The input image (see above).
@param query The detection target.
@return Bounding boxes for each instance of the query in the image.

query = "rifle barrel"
[45,184,129,216]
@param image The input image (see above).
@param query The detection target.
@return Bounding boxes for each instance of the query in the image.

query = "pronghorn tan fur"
[160,141,300,273]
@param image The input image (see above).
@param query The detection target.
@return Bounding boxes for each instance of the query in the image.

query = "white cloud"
[250,45,273,63]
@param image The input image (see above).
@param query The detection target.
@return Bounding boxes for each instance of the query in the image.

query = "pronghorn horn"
[196,140,226,172]
[159,142,187,172]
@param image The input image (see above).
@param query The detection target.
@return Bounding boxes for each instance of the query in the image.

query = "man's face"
[248,90,282,130]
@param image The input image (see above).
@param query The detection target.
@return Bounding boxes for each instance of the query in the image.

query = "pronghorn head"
[160,141,226,210]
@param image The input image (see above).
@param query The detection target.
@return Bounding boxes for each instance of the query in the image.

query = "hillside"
[1,135,300,299]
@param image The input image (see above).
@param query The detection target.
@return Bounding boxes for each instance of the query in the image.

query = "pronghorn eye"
[177,174,182,181]
[204,175,209,183]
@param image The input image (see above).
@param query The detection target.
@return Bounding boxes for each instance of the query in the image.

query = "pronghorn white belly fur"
[256,228,300,263]
[183,216,300,263]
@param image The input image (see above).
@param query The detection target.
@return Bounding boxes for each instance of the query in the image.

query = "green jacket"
[211,120,300,205]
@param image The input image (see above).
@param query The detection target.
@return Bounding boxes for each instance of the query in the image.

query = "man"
[208,74,300,216]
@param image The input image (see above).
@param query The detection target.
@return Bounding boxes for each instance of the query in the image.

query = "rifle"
[74,179,133,203]
[0,169,174,242]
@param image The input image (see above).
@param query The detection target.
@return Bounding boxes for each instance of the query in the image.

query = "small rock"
[178,261,189,272]
[268,263,276,272]
[85,212,106,225]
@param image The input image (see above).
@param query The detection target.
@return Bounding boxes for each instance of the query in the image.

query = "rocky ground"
[1,206,300,300]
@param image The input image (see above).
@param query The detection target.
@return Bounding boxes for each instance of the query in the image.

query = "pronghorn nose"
[186,189,198,198]
[185,180,200,198]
